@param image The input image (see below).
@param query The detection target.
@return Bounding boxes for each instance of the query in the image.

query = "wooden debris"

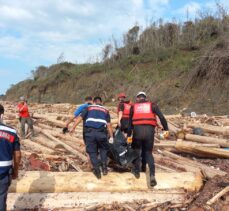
[9,171,203,193]
[175,140,229,158]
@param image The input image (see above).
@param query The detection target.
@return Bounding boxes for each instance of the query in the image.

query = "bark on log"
[185,133,229,148]
[9,171,203,193]
[175,140,229,158]
[159,150,227,179]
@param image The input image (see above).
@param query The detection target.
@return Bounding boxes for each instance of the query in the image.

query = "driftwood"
[34,126,87,162]
[185,133,229,148]
[21,139,55,154]
[175,140,229,158]
[7,190,188,210]
[9,171,203,193]
[187,123,229,136]
[159,150,227,178]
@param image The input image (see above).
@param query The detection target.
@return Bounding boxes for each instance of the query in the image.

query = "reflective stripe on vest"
[0,160,13,167]
[86,118,107,124]
[132,102,157,126]
[122,103,131,118]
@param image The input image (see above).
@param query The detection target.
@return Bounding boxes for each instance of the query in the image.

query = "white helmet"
[20,96,25,101]
[136,91,147,98]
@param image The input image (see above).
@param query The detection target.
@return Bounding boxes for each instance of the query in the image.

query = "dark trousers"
[20,117,34,137]
[120,118,129,134]
[132,125,155,176]
[84,129,109,169]
[0,175,11,211]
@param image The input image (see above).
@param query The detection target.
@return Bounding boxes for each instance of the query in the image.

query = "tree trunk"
[9,171,203,193]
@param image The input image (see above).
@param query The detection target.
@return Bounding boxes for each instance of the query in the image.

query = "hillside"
[5,10,229,115]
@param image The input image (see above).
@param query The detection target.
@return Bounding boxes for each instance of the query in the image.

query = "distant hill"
[5,6,229,114]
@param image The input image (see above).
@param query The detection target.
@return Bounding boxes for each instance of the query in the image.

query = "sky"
[0,0,228,94]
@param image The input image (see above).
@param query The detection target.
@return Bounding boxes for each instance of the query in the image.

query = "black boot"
[150,175,157,187]
[101,163,108,176]
[93,168,101,179]
[131,169,140,179]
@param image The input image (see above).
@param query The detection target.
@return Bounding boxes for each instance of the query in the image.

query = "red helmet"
[118,93,126,98]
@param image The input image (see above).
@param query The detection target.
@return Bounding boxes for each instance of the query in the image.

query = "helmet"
[20,96,25,101]
[118,93,126,98]
[136,91,147,98]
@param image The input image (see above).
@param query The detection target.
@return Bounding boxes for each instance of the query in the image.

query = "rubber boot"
[93,168,101,179]
[101,163,108,176]
[150,175,157,187]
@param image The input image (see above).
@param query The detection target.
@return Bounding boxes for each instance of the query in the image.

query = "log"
[34,126,88,162]
[21,150,75,160]
[175,140,229,158]
[33,134,65,150]
[187,123,229,136]
[185,133,229,148]
[21,139,55,154]
[155,142,220,148]
[9,171,203,193]
[154,154,201,174]
[159,150,227,179]
[7,190,188,210]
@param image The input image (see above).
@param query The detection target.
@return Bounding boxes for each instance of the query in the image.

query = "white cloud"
[0,0,170,65]
[175,2,201,19]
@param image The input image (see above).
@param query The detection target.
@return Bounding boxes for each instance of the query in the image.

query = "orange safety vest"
[132,102,157,126]
[122,102,132,118]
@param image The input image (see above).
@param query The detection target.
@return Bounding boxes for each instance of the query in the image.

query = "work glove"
[159,131,170,140]
[109,137,114,144]
[63,127,69,134]
[127,137,133,144]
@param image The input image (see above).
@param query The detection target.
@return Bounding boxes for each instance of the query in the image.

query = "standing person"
[63,96,93,137]
[0,104,21,211]
[17,96,34,138]
[127,92,169,187]
[70,97,113,179]
[117,93,132,134]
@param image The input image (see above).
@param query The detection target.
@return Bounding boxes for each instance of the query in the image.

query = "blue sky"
[0,0,228,94]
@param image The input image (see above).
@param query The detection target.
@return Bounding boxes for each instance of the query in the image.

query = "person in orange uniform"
[117,93,132,134]
[17,97,34,138]
[127,92,169,187]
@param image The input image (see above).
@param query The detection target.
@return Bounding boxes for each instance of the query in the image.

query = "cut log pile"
[1,101,228,210]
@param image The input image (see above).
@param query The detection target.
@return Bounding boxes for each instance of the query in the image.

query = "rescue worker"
[117,93,132,134]
[0,104,21,211]
[70,97,113,179]
[17,96,34,138]
[63,96,93,138]
[127,92,169,187]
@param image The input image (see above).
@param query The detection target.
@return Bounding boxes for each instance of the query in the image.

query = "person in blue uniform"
[63,96,93,135]
[70,97,113,179]
[0,104,21,211]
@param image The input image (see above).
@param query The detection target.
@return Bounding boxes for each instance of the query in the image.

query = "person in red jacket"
[127,92,169,187]
[117,93,132,134]
[17,97,34,138]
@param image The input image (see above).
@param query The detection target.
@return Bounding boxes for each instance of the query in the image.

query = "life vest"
[132,102,157,126]
[0,124,17,175]
[122,102,132,118]
[85,105,109,129]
